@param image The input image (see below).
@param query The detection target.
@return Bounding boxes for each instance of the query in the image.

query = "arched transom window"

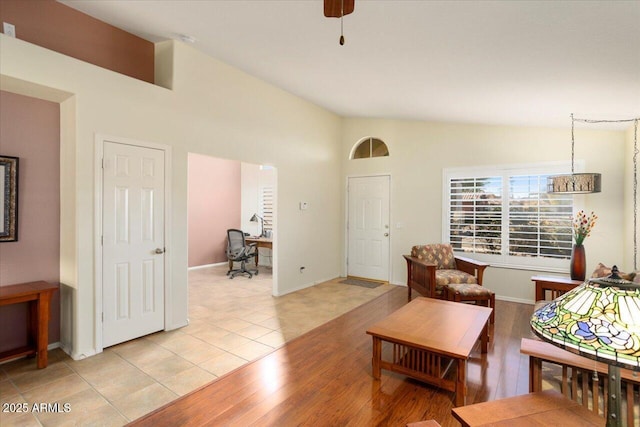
[351,137,389,159]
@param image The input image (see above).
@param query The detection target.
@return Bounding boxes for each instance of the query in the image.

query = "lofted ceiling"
[60,0,640,129]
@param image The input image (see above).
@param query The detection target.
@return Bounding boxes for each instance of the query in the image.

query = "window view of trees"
[449,174,573,261]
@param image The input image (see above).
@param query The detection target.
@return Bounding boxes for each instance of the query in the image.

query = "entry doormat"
[340,278,384,289]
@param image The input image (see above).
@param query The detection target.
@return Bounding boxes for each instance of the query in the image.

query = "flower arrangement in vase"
[570,210,597,280]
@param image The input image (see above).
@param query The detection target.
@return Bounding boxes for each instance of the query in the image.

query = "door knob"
[155,248,165,254]
[384,233,389,237]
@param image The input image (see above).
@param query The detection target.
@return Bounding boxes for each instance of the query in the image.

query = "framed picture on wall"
[0,155,19,242]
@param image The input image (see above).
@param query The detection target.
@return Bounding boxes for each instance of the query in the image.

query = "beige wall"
[340,118,627,302]
[1,35,342,359]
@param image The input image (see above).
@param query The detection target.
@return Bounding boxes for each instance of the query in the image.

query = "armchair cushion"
[411,244,457,270]
[590,262,620,279]
[445,282,490,296]
[435,270,477,288]
[591,262,639,283]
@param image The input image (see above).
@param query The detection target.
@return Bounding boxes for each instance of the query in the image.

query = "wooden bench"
[521,337,640,426]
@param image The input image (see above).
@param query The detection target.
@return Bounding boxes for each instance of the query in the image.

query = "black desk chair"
[226,229,258,279]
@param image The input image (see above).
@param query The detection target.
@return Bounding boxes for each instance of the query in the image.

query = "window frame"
[442,161,582,272]
[350,137,389,159]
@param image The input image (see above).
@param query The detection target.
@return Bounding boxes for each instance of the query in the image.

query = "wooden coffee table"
[366,297,492,406]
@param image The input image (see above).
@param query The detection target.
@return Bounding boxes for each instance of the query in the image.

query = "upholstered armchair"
[403,243,489,301]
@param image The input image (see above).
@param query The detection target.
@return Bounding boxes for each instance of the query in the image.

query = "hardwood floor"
[129,286,534,427]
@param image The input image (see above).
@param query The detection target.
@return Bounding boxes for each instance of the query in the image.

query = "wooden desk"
[366,297,492,407]
[0,281,58,368]
[532,275,582,301]
[245,237,273,266]
[452,390,604,426]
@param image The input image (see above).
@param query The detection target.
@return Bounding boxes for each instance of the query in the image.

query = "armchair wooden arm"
[454,256,490,286]
[403,255,438,301]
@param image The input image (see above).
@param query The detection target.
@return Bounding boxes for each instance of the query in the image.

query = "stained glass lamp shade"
[530,266,640,426]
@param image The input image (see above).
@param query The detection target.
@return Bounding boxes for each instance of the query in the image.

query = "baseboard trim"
[188,262,228,271]
[495,295,534,305]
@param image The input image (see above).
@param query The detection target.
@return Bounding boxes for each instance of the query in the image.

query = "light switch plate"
[3,22,16,38]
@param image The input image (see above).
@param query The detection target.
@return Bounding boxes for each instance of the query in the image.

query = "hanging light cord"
[635,118,639,269]
[570,114,575,174]
[572,115,640,269]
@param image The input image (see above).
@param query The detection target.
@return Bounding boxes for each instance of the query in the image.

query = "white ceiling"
[60,0,640,129]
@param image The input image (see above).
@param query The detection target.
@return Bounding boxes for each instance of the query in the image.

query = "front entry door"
[102,141,165,347]
[347,175,390,282]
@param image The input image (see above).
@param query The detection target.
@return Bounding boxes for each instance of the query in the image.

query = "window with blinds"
[449,176,502,255]
[508,175,572,259]
[260,186,274,233]
[444,164,574,270]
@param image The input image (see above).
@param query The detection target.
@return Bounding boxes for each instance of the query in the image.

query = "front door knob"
[155,248,165,254]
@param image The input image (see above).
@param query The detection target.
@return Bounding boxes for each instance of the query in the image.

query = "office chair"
[226,229,258,279]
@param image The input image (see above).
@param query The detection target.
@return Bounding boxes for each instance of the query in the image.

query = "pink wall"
[0,91,61,352]
[188,154,241,267]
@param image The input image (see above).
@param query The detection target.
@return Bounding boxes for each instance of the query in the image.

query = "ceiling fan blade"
[324,0,355,18]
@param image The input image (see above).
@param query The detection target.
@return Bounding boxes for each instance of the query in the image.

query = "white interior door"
[102,141,165,347]
[347,175,390,281]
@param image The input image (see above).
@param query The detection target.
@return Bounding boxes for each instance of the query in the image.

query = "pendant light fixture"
[547,114,602,194]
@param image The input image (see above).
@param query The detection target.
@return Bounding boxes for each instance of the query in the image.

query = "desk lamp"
[250,213,264,237]
[530,266,640,427]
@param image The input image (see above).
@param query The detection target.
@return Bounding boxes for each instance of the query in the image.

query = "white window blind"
[449,176,502,255]
[260,186,274,233]
[508,175,573,259]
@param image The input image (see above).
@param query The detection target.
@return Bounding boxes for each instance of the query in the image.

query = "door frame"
[94,134,172,353]
[344,173,392,282]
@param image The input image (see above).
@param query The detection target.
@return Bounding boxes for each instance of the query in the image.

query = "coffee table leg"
[456,359,466,407]
[372,337,381,379]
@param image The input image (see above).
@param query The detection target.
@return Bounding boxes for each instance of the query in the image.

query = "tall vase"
[570,244,586,281]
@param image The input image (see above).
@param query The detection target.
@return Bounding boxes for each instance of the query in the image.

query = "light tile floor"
[0,265,394,426]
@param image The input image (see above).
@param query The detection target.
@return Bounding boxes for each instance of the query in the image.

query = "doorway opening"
[187,153,277,296]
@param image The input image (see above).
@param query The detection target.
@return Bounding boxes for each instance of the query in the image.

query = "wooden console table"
[0,281,58,368]
[532,275,582,301]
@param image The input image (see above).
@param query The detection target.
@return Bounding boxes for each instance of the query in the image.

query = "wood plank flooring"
[129,286,534,426]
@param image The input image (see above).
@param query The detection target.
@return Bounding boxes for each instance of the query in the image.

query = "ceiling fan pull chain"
[340,0,345,45]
